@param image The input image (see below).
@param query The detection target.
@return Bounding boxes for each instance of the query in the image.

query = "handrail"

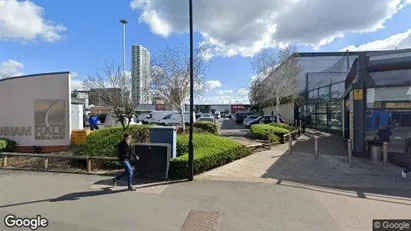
[0,152,117,160]
[0,152,118,172]
[283,128,301,138]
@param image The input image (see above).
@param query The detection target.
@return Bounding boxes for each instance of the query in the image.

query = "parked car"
[197,117,215,123]
[244,115,287,128]
[242,115,260,127]
[234,112,251,124]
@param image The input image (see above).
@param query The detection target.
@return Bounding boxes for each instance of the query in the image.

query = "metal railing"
[0,152,117,173]
[282,128,301,154]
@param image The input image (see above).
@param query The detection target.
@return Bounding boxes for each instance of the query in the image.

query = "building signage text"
[0,127,32,137]
[35,125,66,140]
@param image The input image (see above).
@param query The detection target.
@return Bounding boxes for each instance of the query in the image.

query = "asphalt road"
[218,119,249,136]
[0,170,343,231]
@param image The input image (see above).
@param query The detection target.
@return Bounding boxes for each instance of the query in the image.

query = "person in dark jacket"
[112,134,139,191]
[376,125,392,143]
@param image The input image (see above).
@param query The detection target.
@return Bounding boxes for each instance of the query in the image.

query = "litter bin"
[370,145,382,162]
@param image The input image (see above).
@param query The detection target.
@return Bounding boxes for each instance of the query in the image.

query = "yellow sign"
[353,89,363,100]
[386,102,411,109]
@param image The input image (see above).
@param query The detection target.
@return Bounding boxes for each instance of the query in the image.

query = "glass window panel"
[368,69,411,87]
[317,114,327,127]
[317,103,327,113]
[365,110,411,154]
[331,82,345,100]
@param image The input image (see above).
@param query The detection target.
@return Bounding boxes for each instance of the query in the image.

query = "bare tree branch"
[83,59,133,130]
[150,44,207,130]
[250,46,302,113]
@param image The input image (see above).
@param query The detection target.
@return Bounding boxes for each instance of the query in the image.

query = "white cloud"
[0,60,24,78]
[71,80,84,90]
[205,80,222,91]
[237,88,249,96]
[0,0,66,42]
[198,88,249,104]
[341,28,411,51]
[217,89,233,95]
[130,0,409,58]
[71,72,79,78]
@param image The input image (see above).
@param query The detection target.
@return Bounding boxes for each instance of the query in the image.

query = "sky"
[1,0,411,104]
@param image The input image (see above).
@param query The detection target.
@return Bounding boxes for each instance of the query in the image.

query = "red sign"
[231,105,248,112]
[155,104,165,110]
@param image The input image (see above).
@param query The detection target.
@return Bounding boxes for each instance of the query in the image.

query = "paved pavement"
[1,169,411,231]
[200,132,411,189]
[1,130,411,231]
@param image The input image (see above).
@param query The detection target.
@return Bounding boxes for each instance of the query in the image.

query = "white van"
[143,111,176,124]
[159,112,196,126]
[214,111,221,119]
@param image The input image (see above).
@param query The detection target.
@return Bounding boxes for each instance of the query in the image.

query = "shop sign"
[155,104,165,111]
[386,102,411,109]
[353,89,363,100]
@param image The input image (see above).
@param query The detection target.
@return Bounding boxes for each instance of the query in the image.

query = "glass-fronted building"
[343,50,411,165]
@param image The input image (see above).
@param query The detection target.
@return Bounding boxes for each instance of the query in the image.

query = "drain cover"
[181,210,219,231]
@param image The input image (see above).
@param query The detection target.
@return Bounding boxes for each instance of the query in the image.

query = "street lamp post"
[119,19,128,79]
[188,0,194,181]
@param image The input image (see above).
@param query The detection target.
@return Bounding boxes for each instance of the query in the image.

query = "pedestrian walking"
[402,167,411,179]
[88,113,99,130]
[112,134,139,191]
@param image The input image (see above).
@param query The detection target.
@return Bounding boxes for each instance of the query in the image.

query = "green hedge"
[270,123,296,131]
[170,134,251,178]
[80,125,151,157]
[250,124,289,143]
[0,138,17,152]
[193,121,217,134]
[0,140,7,151]
[177,122,218,134]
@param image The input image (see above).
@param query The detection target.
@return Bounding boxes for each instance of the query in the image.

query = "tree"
[84,60,133,130]
[251,46,302,114]
[150,45,206,130]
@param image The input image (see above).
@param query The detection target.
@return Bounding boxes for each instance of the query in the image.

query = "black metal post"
[188,0,194,181]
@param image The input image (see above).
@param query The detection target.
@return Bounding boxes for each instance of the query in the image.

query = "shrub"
[170,134,251,178]
[81,125,151,157]
[250,124,289,143]
[176,122,217,134]
[193,121,217,134]
[0,138,17,152]
[270,123,296,131]
[0,140,7,151]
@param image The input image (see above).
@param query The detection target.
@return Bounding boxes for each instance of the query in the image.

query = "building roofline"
[0,71,70,83]
[297,48,411,57]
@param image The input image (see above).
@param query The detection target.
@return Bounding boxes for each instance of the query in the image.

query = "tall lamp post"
[119,19,128,79]
[188,0,194,181]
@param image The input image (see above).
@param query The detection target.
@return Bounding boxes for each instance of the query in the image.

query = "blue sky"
[1,0,411,104]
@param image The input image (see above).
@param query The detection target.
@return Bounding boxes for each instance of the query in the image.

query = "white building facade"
[131,45,151,105]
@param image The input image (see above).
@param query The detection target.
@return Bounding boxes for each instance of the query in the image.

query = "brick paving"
[198,130,411,190]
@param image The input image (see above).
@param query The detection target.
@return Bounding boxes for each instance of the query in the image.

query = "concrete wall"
[0,72,71,149]
[262,103,294,123]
